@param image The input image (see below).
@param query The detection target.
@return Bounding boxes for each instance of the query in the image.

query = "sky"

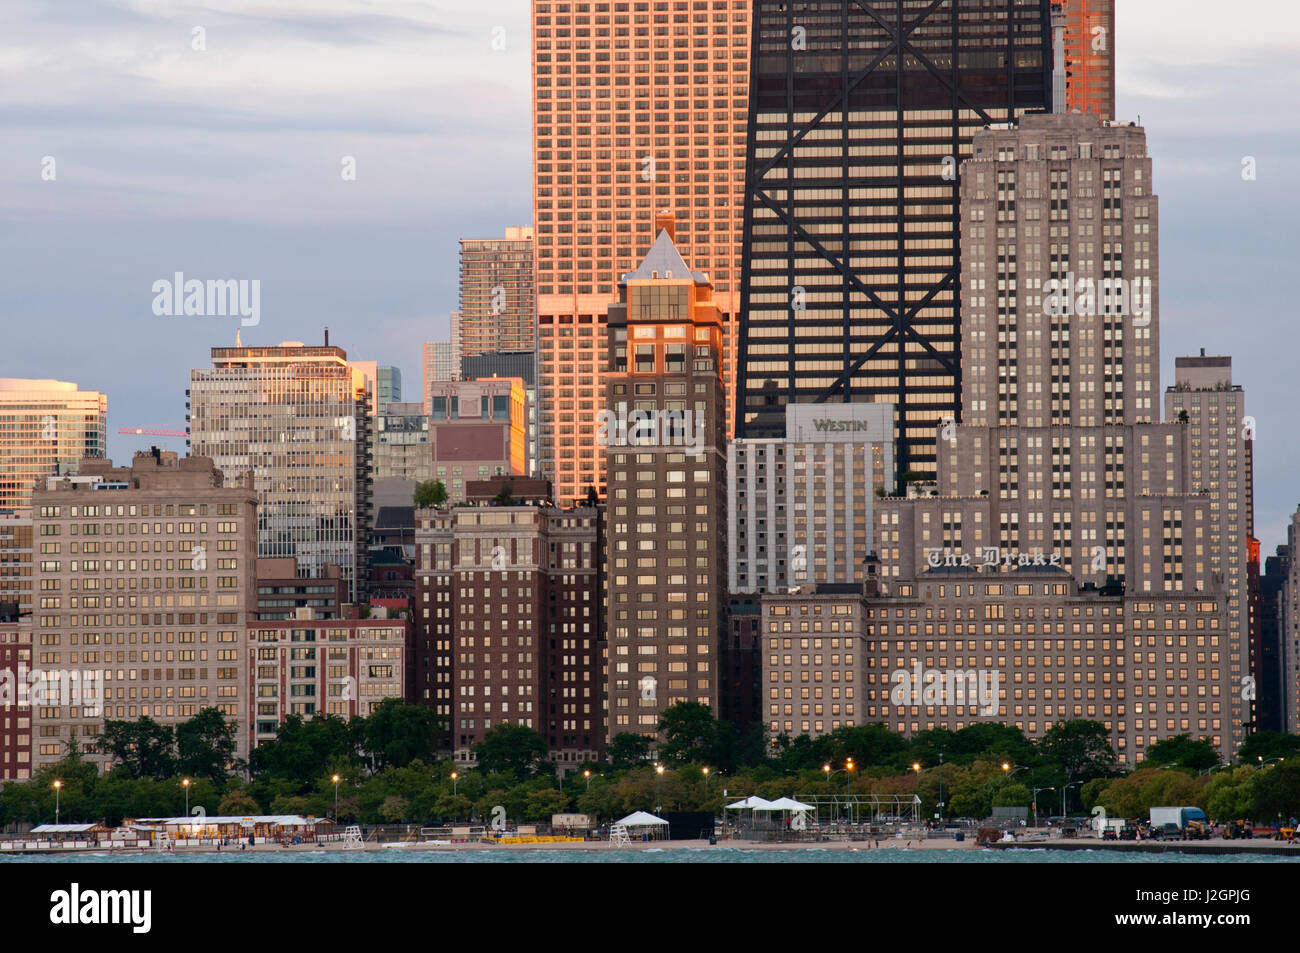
[2,0,1299,548]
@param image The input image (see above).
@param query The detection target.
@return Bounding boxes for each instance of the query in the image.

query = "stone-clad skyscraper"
[875,112,1240,762]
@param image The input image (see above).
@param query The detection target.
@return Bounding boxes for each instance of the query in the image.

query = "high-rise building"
[0,379,107,510]
[376,366,402,414]
[729,403,894,594]
[422,340,462,413]
[459,227,536,357]
[415,479,602,767]
[736,0,1052,479]
[0,512,33,622]
[187,340,374,603]
[1052,0,1116,120]
[1261,543,1289,733]
[427,378,528,502]
[1165,352,1251,734]
[875,112,1241,760]
[29,451,258,772]
[533,0,751,505]
[603,221,728,741]
[1283,510,1300,732]
[373,402,432,483]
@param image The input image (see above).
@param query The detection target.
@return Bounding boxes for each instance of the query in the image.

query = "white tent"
[615,811,668,827]
[766,797,814,812]
[612,810,669,843]
[725,796,777,811]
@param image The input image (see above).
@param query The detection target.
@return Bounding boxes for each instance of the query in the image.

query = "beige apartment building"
[603,221,728,740]
[763,566,1234,765]
[28,450,258,772]
[1164,352,1250,733]
[246,612,407,752]
[532,0,751,505]
[0,379,107,511]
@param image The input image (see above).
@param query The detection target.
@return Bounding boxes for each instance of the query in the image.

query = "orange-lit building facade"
[1054,0,1115,120]
[532,0,750,506]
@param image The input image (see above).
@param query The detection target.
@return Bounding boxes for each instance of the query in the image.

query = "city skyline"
[4,1,1297,551]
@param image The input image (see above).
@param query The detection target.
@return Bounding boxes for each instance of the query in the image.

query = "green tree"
[993,783,1030,807]
[474,724,550,780]
[1142,733,1219,772]
[1252,761,1300,823]
[1237,730,1300,765]
[248,714,359,782]
[1039,720,1117,782]
[378,795,411,823]
[218,787,260,816]
[658,702,718,764]
[358,699,444,773]
[607,732,652,769]
[414,480,449,508]
[96,717,176,780]
[523,788,571,822]
[176,707,240,785]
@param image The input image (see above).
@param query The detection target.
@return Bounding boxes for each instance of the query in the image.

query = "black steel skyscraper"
[736,0,1053,476]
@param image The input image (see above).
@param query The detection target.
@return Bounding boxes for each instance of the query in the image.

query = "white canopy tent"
[612,810,669,843]
[725,796,777,811]
[766,797,814,813]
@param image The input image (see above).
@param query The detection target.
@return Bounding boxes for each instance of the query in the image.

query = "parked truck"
[1148,806,1209,840]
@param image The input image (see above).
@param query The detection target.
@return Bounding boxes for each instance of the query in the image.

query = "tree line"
[4,700,1300,827]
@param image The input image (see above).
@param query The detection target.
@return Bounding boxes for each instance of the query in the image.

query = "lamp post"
[937,754,944,827]
[332,774,341,821]
[451,771,459,796]
[1031,786,1055,827]
[655,764,665,813]
[584,769,592,792]
[182,777,191,818]
[53,780,62,825]
[1060,781,1081,818]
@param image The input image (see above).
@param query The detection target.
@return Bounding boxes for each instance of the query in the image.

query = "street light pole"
[937,754,944,827]
[451,771,459,796]
[1061,781,1081,819]
[53,780,62,825]
[182,777,191,818]
[332,774,341,821]
[584,769,592,792]
[655,764,665,813]
[1031,786,1055,827]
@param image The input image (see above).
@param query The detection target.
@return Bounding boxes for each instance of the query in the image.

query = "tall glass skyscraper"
[188,342,373,602]
[736,0,1053,478]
